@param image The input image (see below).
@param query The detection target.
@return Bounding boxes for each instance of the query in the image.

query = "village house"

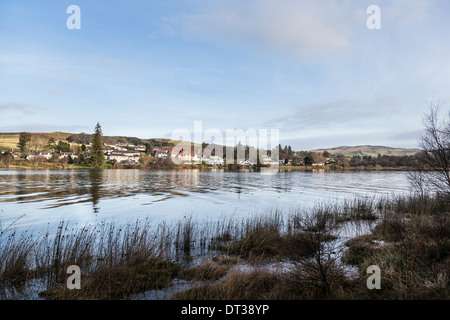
[191,154,202,164]
[240,159,254,166]
[312,162,325,167]
[209,155,224,166]
[104,146,114,155]
[170,150,224,166]
[58,152,79,160]
[154,147,171,159]
[107,151,141,163]
[171,150,192,164]
[135,145,146,152]
[262,156,272,165]
[27,151,52,160]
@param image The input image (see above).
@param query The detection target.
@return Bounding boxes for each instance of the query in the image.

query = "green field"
[0,134,19,151]
[0,132,74,152]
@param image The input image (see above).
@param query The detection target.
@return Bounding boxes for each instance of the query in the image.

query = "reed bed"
[0,193,448,300]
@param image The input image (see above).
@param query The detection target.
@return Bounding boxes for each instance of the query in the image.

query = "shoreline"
[0,162,417,172]
[1,193,448,300]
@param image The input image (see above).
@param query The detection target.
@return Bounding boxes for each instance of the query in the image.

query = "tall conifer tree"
[90,123,105,169]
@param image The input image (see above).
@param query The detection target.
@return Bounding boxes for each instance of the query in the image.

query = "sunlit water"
[0,169,412,232]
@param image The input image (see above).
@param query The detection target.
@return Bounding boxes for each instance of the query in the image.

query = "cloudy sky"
[1,0,449,150]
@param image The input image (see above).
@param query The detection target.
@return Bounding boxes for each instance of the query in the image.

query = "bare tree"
[290,209,347,296]
[410,102,450,194]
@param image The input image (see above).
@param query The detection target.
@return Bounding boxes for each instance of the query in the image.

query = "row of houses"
[104,143,146,152]
[107,151,141,164]
[21,146,281,166]
[170,152,281,166]
[26,151,80,161]
[171,152,225,165]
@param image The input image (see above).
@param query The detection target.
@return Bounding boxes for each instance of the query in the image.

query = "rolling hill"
[313,145,420,157]
[0,132,184,152]
[1,132,421,157]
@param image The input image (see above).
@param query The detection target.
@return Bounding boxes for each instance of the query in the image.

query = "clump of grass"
[339,197,380,222]
[285,261,355,299]
[225,230,282,260]
[216,210,338,262]
[341,235,378,266]
[173,269,283,300]
[39,259,181,300]
[344,194,450,299]
[0,230,36,285]
[180,257,238,282]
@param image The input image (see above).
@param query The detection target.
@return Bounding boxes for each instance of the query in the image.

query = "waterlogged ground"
[0,169,412,232]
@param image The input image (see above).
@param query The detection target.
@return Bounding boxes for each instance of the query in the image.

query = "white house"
[171,152,192,164]
[27,152,52,160]
[108,151,141,163]
[239,159,255,166]
[58,152,79,160]
[209,155,224,166]
[312,162,325,167]
[191,154,202,164]
[154,147,171,159]
[262,156,272,165]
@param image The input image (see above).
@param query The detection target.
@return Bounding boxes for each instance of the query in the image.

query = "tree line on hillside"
[2,102,449,178]
[0,124,106,168]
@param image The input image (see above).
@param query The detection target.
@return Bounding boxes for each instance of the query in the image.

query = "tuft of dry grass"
[172,269,283,300]
[39,259,181,300]
[1,193,449,300]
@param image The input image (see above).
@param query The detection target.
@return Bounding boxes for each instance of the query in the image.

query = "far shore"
[0,162,417,172]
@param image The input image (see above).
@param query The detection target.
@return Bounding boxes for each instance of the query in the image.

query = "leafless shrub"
[410,102,450,195]
[290,209,348,296]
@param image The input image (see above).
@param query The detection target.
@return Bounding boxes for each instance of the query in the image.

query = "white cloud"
[267,96,409,131]
[179,0,356,61]
[383,0,431,25]
[0,101,41,113]
[281,129,422,150]
[0,124,89,133]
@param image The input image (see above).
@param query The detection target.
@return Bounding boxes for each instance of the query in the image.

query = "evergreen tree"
[90,123,105,169]
[46,138,57,152]
[17,132,32,154]
[56,141,70,153]
[304,155,314,166]
[323,150,331,158]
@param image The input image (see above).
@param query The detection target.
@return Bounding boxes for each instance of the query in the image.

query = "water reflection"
[0,169,412,226]
[89,170,103,214]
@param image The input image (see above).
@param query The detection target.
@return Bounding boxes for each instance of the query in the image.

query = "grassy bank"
[1,162,416,172]
[0,193,448,300]
[0,162,114,169]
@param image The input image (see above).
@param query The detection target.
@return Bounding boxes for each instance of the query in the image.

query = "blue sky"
[1,0,450,150]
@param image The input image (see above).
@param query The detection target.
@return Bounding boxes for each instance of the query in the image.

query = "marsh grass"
[343,193,450,299]
[0,193,448,300]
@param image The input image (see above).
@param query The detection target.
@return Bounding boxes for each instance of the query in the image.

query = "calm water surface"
[0,169,412,232]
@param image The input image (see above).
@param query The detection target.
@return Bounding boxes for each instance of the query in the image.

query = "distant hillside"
[313,145,420,157]
[0,132,184,152]
[1,132,421,157]
[66,133,182,148]
[0,132,74,152]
